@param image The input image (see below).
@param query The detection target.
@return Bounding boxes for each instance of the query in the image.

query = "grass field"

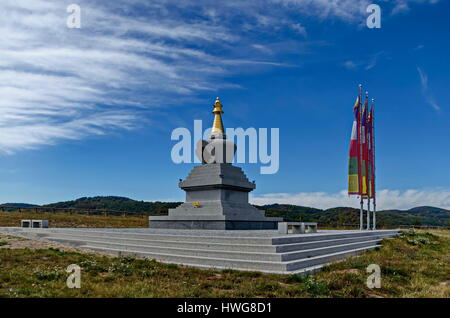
[0,229,448,297]
[0,211,147,228]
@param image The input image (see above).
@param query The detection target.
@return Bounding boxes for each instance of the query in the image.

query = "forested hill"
[2,197,449,227]
[43,196,181,215]
[262,204,450,227]
[0,203,38,208]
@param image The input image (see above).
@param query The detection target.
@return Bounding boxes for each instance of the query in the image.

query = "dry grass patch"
[0,211,147,228]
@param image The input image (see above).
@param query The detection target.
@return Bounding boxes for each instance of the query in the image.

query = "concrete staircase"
[0,228,400,274]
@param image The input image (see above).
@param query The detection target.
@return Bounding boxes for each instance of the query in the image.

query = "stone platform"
[0,227,400,274]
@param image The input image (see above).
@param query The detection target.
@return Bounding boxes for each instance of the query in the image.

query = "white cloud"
[0,1,252,153]
[272,0,371,21]
[417,67,440,111]
[391,0,440,15]
[250,188,450,210]
[342,61,358,69]
[291,23,308,37]
[0,0,440,153]
[342,51,389,71]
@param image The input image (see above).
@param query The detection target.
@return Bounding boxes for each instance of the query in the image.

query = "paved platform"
[0,227,401,274]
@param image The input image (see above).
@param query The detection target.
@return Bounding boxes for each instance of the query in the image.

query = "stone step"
[41,232,394,253]
[81,245,286,272]
[43,233,278,252]
[285,245,381,272]
[80,244,381,273]
[180,262,325,276]
[47,237,381,262]
[281,239,381,261]
[52,238,281,261]
[27,228,399,245]
[276,234,395,252]
[28,229,274,245]
[0,227,399,246]
[272,230,399,244]
[186,245,380,274]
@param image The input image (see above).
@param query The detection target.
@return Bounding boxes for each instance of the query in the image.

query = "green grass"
[0,211,147,228]
[0,241,8,246]
[316,229,450,297]
[0,229,448,298]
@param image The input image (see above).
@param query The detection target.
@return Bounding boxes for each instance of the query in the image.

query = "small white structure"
[21,219,32,228]
[21,219,48,228]
[278,222,318,234]
[32,220,49,228]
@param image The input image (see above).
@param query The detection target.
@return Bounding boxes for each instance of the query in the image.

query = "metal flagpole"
[358,84,364,231]
[360,198,364,231]
[373,199,377,230]
[372,98,377,230]
[365,92,371,231]
[373,196,376,230]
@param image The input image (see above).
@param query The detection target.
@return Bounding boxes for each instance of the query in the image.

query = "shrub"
[33,267,64,281]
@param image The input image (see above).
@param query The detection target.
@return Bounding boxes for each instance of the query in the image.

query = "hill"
[43,196,181,215]
[262,204,450,227]
[2,197,449,227]
[0,203,38,208]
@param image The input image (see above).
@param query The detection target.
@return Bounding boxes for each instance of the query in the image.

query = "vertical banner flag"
[368,103,375,199]
[361,94,369,197]
[348,95,361,195]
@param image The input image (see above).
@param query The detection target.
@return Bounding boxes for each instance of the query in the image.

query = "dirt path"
[0,233,92,254]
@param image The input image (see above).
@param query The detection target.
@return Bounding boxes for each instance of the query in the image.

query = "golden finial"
[211,96,225,137]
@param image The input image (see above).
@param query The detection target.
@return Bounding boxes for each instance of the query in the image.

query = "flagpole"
[373,199,377,230]
[358,84,364,231]
[365,92,371,230]
[360,198,364,231]
[372,98,377,230]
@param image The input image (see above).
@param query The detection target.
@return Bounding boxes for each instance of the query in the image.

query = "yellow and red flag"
[367,101,375,199]
[348,94,362,195]
[361,94,369,197]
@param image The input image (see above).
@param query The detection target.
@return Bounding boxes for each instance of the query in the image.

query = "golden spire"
[211,96,224,137]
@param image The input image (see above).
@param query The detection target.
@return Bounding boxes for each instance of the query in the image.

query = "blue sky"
[1,0,449,209]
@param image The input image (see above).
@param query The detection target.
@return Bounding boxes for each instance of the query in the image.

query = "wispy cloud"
[250,188,450,210]
[272,0,371,21]
[417,67,440,111]
[342,61,359,69]
[342,51,389,71]
[0,0,271,153]
[391,0,440,15]
[0,0,440,153]
[291,23,308,37]
[275,0,439,21]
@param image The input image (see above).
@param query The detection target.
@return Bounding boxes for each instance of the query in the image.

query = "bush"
[33,267,64,281]
[303,277,329,296]
[286,274,329,296]
[402,230,437,246]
